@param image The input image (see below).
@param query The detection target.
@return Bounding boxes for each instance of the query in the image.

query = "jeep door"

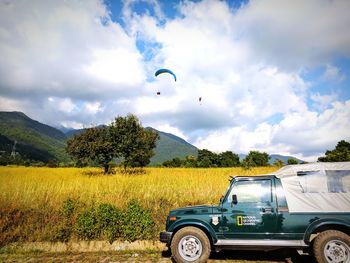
[221,178,278,239]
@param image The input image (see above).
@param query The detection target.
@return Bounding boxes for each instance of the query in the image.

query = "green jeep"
[160,162,350,263]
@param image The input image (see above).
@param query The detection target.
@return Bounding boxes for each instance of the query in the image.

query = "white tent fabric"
[274,162,350,213]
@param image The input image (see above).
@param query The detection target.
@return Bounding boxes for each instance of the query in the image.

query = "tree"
[287,158,298,165]
[183,155,197,168]
[197,149,218,167]
[318,140,350,162]
[218,151,240,167]
[66,115,159,173]
[242,151,270,168]
[109,114,159,170]
[162,157,182,167]
[66,127,114,173]
[273,158,284,167]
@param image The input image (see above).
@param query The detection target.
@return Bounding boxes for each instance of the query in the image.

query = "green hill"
[0,112,68,162]
[147,128,198,165]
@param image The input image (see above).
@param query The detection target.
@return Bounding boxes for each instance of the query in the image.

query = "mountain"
[147,128,198,165]
[0,111,68,162]
[0,134,55,162]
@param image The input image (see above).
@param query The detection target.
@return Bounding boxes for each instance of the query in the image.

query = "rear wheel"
[313,230,350,263]
[171,227,210,263]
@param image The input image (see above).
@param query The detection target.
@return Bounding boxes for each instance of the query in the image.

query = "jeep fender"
[304,218,350,244]
[168,218,219,244]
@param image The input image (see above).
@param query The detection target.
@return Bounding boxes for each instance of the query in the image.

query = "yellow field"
[0,166,278,211]
[0,166,279,244]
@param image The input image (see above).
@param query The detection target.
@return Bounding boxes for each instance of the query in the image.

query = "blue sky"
[0,0,349,161]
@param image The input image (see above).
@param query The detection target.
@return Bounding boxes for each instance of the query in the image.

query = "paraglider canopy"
[155,68,177,82]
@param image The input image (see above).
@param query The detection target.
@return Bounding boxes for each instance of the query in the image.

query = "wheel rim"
[178,234,203,261]
[324,239,349,263]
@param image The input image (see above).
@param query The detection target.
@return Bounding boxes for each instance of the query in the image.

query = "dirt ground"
[0,249,316,263]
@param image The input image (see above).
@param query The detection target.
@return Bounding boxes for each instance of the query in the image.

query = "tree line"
[162,149,299,168]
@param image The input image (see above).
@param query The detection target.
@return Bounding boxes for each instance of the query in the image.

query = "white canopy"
[274,162,350,213]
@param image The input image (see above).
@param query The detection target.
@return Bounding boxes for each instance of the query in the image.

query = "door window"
[227,179,272,204]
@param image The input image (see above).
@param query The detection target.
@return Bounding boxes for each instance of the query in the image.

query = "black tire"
[170,226,211,263]
[313,230,350,263]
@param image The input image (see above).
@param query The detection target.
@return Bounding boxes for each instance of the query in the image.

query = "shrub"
[96,203,122,244]
[75,209,100,240]
[74,203,122,243]
[121,200,155,242]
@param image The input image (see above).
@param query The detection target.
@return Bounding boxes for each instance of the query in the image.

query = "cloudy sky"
[0,0,350,161]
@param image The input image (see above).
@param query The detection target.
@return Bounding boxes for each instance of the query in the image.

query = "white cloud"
[0,0,146,125]
[84,102,103,115]
[195,100,350,161]
[0,96,28,112]
[60,121,84,130]
[84,48,144,85]
[0,0,349,160]
[234,0,350,69]
[48,97,76,113]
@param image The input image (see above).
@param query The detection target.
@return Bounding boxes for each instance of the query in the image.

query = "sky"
[0,0,350,161]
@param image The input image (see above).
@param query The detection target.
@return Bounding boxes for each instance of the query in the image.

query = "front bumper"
[159,231,173,244]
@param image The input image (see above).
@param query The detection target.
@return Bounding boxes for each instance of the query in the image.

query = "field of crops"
[0,166,278,245]
[0,166,278,209]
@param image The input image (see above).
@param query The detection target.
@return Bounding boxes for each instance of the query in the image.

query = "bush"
[74,203,123,243]
[47,199,155,243]
[96,203,122,244]
[121,200,155,242]
[75,209,100,240]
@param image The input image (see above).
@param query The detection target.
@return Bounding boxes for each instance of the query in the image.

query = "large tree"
[109,114,159,170]
[242,151,270,168]
[66,126,114,173]
[66,114,159,173]
[218,151,240,167]
[197,149,219,167]
[318,140,350,162]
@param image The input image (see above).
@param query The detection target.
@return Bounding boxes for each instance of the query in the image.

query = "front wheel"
[170,227,211,263]
[313,230,350,263]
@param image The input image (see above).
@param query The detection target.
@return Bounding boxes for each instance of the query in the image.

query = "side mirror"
[232,194,238,205]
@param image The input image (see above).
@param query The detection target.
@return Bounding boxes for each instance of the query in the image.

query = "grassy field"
[0,166,278,245]
[0,166,278,210]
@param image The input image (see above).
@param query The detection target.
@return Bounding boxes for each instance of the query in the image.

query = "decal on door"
[236,215,260,226]
[209,215,220,225]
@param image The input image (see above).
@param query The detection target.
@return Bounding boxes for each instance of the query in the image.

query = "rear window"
[297,170,350,193]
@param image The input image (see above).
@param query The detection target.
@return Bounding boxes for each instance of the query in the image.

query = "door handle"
[261,207,273,213]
